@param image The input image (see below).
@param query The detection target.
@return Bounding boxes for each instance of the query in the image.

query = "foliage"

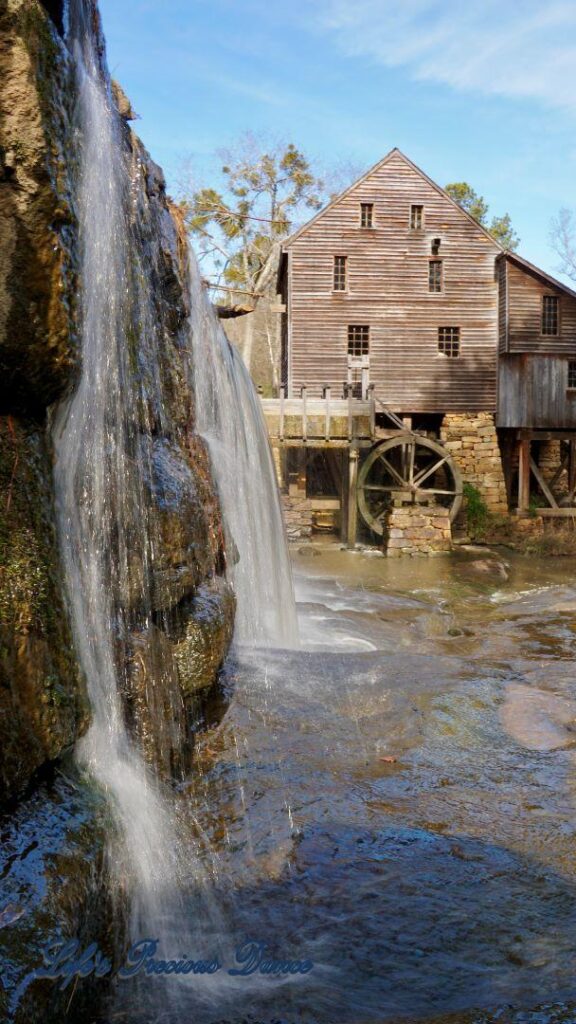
[550,207,576,282]
[445,182,520,250]
[178,134,327,294]
[462,482,490,539]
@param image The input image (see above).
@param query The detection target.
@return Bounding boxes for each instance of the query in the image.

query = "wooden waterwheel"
[357,433,463,536]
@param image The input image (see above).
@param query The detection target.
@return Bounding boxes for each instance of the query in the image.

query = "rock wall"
[440,412,508,515]
[0,0,235,803]
[384,506,452,557]
[283,494,314,540]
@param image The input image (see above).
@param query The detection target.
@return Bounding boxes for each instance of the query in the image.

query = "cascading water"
[50,2,297,1015]
[51,0,185,943]
[188,261,299,649]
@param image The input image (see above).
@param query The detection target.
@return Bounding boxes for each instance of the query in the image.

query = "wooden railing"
[260,386,375,442]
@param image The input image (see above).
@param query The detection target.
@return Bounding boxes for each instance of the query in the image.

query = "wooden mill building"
[251,148,576,544]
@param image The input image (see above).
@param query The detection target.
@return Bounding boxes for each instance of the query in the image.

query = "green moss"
[462,482,490,541]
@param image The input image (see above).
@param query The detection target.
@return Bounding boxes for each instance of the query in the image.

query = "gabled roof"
[499,250,576,301]
[282,147,503,251]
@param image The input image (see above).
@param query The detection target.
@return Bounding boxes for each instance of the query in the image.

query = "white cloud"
[316,0,576,111]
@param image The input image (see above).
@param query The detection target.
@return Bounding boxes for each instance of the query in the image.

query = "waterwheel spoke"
[372,500,389,519]
[363,484,397,492]
[413,456,448,488]
[378,454,408,488]
[417,487,458,496]
[408,440,416,485]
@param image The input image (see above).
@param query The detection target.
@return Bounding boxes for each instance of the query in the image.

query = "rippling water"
[158,544,576,1024]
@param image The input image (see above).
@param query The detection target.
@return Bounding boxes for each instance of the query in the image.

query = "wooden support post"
[368,384,375,439]
[323,386,331,441]
[517,438,531,513]
[345,443,359,548]
[301,385,307,442]
[346,385,353,441]
[279,386,285,441]
[569,440,576,498]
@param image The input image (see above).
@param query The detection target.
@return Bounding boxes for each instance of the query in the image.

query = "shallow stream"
[166,544,576,1024]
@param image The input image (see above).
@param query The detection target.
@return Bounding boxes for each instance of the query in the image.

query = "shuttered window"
[429,260,442,293]
[438,326,460,357]
[542,295,559,336]
[333,255,347,291]
[568,361,576,389]
[348,325,370,356]
[410,204,423,229]
[360,203,374,228]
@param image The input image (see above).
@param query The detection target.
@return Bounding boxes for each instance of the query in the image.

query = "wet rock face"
[0,773,112,1024]
[0,0,235,803]
[0,0,79,415]
[169,577,236,698]
[0,418,88,805]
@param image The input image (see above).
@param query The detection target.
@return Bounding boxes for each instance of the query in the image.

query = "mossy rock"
[0,417,88,805]
[169,577,235,697]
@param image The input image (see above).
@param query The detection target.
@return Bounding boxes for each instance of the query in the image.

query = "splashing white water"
[188,259,299,649]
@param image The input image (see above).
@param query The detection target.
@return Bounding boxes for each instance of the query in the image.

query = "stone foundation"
[539,440,568,493]
[440,413,508,514]
[384,505,452,557]
[283,494,314,540]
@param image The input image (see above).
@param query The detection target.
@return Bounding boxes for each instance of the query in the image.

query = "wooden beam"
[517,439,531,513]
[324,386,331,441]
[529,456,559,508]
[517,430,576,441]
[345,445,359,549]
[539,508,576,517]
[569,440,576,496]
[279,386,285,441]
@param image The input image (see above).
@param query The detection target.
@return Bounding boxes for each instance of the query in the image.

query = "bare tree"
[176,133,326,298]
[550,208,576,282]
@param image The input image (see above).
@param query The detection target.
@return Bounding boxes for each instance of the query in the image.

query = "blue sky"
[98,0,576,282]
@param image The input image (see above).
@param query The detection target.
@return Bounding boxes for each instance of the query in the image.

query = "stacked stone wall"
[283,494,314,540]
[384,506,452,557]
[440,413,508,514]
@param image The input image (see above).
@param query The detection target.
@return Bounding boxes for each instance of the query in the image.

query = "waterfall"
[188,260,299,649]
[51,0,188,943]
[50,2,297,1013]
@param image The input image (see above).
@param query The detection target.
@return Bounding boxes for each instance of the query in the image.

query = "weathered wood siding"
[498,354,576,428]
[506,260,576,354]
[498,257,508,354]
[285,150,500,412]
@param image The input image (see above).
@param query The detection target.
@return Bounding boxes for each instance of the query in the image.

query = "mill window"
[438,326,460,357]
[360,203,374,228]
[348,325,370,356]
[410,204,424,230]
[333,255,347,291]
[542,295,559,336]
[429,260,442,293]
[568,361,576,390]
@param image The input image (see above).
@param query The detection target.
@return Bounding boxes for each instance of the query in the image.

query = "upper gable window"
[360,203,374,229]
[429,260,442,293]
[410,204,424,230]
[542,295,559,336]
[333,255,347,291]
